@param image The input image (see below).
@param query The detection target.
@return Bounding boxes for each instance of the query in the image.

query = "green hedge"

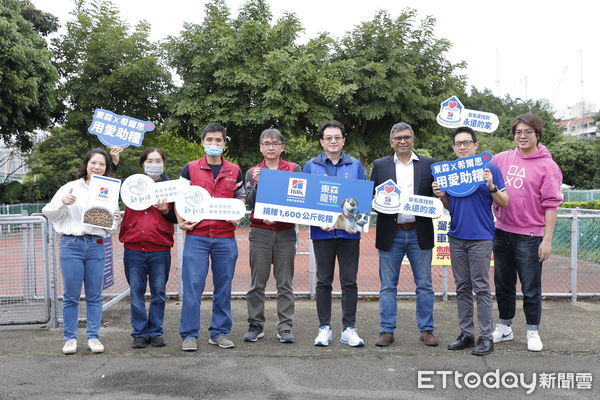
[561,200,600,210]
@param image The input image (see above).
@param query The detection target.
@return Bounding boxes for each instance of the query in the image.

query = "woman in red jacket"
[119,148,177,348]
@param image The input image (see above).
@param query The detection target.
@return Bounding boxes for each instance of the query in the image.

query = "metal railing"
[562,190,600,202]
[0,215,51,325]
[0,208,598,328]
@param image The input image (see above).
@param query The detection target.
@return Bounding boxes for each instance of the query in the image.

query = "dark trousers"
[449,237,493,340]
[313,238,360,329]
[493,228,543,330]
[247,227,296,331]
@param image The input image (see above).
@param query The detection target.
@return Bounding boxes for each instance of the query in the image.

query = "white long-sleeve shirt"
[42,178,119,237]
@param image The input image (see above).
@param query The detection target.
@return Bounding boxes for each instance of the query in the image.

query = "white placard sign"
[372,179,443,218]
[400,194,444,218]
[120,174,155,211]
[82,174,121,229]
[436,95,499,133]
[121,175,189,210]
[204,198,246,221]
[175,185,246,223]
[154,179,188,203]
[372,179,402,214]
[175,185,211,222]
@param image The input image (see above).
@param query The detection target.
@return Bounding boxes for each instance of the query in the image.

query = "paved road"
[1,298,599,399]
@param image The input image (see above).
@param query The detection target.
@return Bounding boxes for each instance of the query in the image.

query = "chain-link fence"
[0,208,598,327]
[0,203,45,215]
[562,190,600,202]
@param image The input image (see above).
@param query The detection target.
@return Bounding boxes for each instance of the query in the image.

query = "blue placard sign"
[254,169,374,232]
[88,108,155,148]
[431,152,492,197]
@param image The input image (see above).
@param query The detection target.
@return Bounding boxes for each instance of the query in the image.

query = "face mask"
[144,163,164,178]
[204,145,224,157]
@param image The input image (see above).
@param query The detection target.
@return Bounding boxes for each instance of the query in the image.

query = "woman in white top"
[43,148,121,355]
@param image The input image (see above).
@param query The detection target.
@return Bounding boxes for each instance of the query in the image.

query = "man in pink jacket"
[491,114,563,352]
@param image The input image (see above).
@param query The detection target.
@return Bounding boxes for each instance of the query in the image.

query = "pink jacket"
[492,145,563,236]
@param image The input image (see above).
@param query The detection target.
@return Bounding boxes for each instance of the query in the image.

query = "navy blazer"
[370,153,435,251]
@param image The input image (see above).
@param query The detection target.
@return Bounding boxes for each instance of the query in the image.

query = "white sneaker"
[86,338,104,354]
[340,327,365,347]
[314,325,333,346]
[527,330,543,352]
[492,323,513,343]
[62,339,77,355]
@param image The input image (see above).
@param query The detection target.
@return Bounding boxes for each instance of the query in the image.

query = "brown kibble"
[83,207,114,228]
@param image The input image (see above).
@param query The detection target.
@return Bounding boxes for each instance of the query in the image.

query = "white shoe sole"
[340,339,364,347]
[493,333,513,343]
[208,338,235,348]
[243,332,264,342]
[62,345,77,355]
[86,345,104,354]
[314,338,332,347]
[277,334,295,343]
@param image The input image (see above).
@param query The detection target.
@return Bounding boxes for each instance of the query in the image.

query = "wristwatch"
[489,185,498,193]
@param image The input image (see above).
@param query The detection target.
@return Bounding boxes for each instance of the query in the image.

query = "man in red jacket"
[177,123,246,352]
[243,129,301,344]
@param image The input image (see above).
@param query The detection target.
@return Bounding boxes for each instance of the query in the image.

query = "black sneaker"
[132,337,149,349]
[150,336,166,347]
[277,330,296,343]
[243,323,264,342]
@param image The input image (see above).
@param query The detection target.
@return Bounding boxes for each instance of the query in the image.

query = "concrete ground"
[0,298,599,399]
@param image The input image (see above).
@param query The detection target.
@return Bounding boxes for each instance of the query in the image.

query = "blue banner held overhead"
[88,108,155,148]
[254,169,374,232]
[431,152,492,197]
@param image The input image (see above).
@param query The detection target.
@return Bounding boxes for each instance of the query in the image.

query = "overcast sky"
[32,0,599,117]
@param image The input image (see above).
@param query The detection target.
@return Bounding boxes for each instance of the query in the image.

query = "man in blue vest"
[303,120,367,347]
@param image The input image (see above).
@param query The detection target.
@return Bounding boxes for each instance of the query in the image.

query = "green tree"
[165,0,353,170]
[52,0,172,143]
[25,127,88,201]
[548,138,600,189]
[460,87,561,144]
[18,0,59,36]
[109,132,202,180]
[26,0,173,200]
[333,9,466,164]
[0,0,58,151]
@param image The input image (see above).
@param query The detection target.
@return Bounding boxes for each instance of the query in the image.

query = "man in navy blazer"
[370,122,438,347]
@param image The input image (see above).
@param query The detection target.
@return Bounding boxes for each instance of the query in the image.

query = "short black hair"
[452,126,478,143]
[201,123,227,141]
[318,120,345,139]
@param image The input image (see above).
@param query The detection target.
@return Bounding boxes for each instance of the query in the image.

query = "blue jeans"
[378,228,434,333]
[179,235,238,340]
[60,235,105,341]
[124,248,171,338]
[493,228,543,330]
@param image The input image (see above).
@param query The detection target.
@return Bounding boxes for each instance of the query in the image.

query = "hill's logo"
[97,186,110,200]
[287,178,307,197]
